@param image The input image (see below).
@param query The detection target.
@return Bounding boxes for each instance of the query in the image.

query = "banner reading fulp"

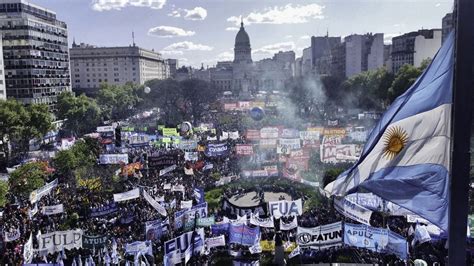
[37,229,83,254]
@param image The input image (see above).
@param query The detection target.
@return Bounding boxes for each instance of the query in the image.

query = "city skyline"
[29,0,451,67]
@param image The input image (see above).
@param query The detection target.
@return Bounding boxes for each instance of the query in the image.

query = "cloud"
[163,41,213,51]
[285,35,293,39]
[383,33,400,44]
[168,7,207,20]
[148,26,195,37]
[216,51,234,61]
[227,4,324,26]
[91,0,166,11]
[253,41,295,55]
[226,27,239,31]
[300,35,311,40]
[435,3,441,7]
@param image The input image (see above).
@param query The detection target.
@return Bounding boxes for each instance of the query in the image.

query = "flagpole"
[448,0,474,265]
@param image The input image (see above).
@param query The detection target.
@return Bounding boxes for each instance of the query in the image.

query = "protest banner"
[211,223,230,235]
[229,224,260,246]
[281,129,299,138]
[145,219,164,242]
[260,240,297,252]
[344,223,389,252]
[383,231,408,260]
[299,131,320,140]
[179,140,198,150]
[205,235,226,248]
[296,222,343,248]
[113,188,140,202]
[181,200,193,210]
[23,234,33,263]
[143,190,167,216]
[197,216,216,227]
[345,193,384,211]
[260,127,279,139]
[148,154,178,169]
[224,103,238,111]
[99,154,128,164]
[250,213,274,228]
[159,164,177,176]
[205,143,229,157]
[90,202,118,217]
[37,229,83,254]
[236,144,254,156]
[245,130,260,140]
[30,179,58,204]
[4,228,21,242]
[96,125,115,133]
[280,217,298,231]
[174,202,208,230]
[82,235,108,249]
[185,152,198,161]
[162,128,178,136]
[125,241,153,256]
[164,228,205,258]
[279,138,301,150]
[334,197,372,225]
[268,199,303,218]
[41,204,64,215]
[222,198,267,216]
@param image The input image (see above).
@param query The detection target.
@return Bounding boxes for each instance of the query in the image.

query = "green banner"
[162,128,178,136]
[196,216,215,227]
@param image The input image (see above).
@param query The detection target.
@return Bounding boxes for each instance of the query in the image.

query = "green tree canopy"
[0,180,8,207]
[96,83,142,120]
[8,161,51,197]
[57,92,102,136]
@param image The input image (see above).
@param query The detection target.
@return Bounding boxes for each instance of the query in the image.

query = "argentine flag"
[325,33,454,232]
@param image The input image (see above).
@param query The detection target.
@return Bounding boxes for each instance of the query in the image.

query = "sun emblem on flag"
[382,126,408,159]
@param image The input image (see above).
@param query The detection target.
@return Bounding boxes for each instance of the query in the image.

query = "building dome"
[235,22,250,47]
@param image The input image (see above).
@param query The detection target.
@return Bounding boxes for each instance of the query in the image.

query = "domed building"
[232,20,255,96]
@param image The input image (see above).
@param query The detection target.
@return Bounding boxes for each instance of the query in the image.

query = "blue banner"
[90,203,118,217]
[383,231,408,260]
[229,224,260,246]
[344,223,388,252]
[193,187,205,204]
[205,143,229,157]
[211,223,230,236]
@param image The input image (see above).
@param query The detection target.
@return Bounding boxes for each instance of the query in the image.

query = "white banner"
[4,228,20,242]
[268,199,303,218]
[279,138,301,150]
[299,131,320,140]
[260,127,279,139]
[37,229,83,254]
[334,197,372,225]
[30,179,58,204]
[296,222,343,248]
[229,131,240,140]
[96,125,115,132]
[184,152,198,161]
[23,234,33,263]
[288,246,300,258]
[143,190,167,216]
[163,183,172,190]
[41,204,64,215]
[172,185,185,193]
[181,200,193,210]
[160,164,177,176]
[113,188,140,202]
[280,217,298,231]
[99,154,128,164]
[29,204,38,219]
[205,235,226,248]
[250,213,274,228]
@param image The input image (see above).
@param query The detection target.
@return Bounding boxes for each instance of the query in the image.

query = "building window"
[114,78,119,82]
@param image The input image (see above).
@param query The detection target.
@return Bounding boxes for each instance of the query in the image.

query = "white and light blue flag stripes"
[325,33,454,231]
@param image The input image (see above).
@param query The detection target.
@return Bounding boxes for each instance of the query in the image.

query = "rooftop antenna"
[132,31,136,47]
[241,16,244,27]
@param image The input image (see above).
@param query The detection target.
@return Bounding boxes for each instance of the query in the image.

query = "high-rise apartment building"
[344,33,384,78]
[0,0,71,108]
[391,29,441,73]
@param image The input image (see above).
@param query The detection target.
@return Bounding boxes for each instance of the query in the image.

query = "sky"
[31,0,453,67]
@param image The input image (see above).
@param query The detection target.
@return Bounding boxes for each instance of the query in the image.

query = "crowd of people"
[0,109,464,265]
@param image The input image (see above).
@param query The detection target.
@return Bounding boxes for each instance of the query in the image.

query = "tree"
[180,79,219,124]
[0,100,52,164]
[52,137,100,180]
[0,180,8,207]
[388,64,423,103]
[96,83,142,120]
[8,161,51,197]
[57,92,102,136]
